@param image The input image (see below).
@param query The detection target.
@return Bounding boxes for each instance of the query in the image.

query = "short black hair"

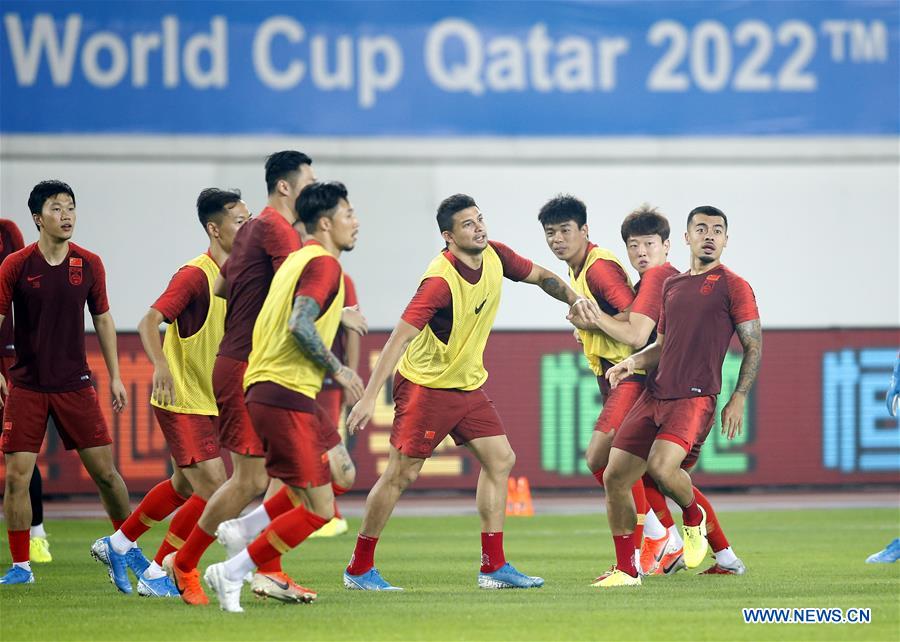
[297,181,348,233]
[687,205,728,230]
[196,188,242,229]
[621,205,670,242]
[265,150,312,195]
[537,194,587,229]
[28,180,75,215]
[436,194,478,233]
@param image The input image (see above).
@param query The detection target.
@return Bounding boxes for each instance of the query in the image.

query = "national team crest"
[69,257,83,285]
[700,273,720,296]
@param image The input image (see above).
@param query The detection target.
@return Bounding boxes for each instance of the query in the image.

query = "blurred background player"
[343,194,583,591]
[91,189,248,596]
[537,195,648,580]
[865,354,900,564]
[0,218,50,564]
[600,206,762,587]
[0,181,131,585]
[204,181,363,612]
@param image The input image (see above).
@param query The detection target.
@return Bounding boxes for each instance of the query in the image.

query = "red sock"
[247,505,328,569]
[480,532,506,573]
[264,486,299,520]
[154,494,207,565]
[612,534,637,577]
[8,529,29,563]
[643,475,674,528]
[119,479,187,542]
[256,556,283,574]
[592,467,605,488]
[682,496,703,527]
[111,518,127,531]
[174,525,216,573]
[693,487,729,552]
[332,483,349,519]
[631,480,647,550]
[346,534,379,576]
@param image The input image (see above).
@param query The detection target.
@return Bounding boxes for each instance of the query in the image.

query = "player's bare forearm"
[137,308,167,367]
[363,320,420,400]
[597,311,656,349]
[630,334,664,371]
[734,319,763,396]
[345,330,361,372]
[288,295,342,374]
[525,264,579,305]
[92,312,122,379]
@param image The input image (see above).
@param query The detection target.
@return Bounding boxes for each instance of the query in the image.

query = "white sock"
[223,549,255,583]
[143,560,167,580]
[643,510,666,539]
[236,504,272,540]
[13,561,32,572]
[109,529,135,555]
[30,523,47,538]
[668,525,684,548]
[715,546,738,567]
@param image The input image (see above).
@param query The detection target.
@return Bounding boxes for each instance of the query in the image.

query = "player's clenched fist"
[604,356,635,389]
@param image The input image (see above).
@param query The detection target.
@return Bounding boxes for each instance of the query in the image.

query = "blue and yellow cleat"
[90,536,132,594]
[478,562,544,589]
[0,565,34,585]
[343,567,403,591]
[137,574,180,597]
[866,538,900,564]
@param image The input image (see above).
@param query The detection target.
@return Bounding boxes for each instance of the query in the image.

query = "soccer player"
[90,189,248,595]
[598,206,761,587]
[204,181,363,612]
[343,194,584,591]
[537,195,648,578]
[0,218,50,565]
[0,181,132,585]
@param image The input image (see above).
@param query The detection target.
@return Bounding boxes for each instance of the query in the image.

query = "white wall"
[1,135,897,330]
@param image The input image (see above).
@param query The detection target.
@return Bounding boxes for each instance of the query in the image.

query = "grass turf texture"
[1,508,898,641]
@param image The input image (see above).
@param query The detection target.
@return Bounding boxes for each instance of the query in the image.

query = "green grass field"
[1,508,898,641]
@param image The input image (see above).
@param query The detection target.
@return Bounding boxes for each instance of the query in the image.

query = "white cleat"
[204,563,244,613]
[215,519,251,560]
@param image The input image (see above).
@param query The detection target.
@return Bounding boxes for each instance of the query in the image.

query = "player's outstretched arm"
[605,333,665,389]
[721,319,763,439]
[92,311,128,413]
[137,308,175,407]
[346,320,420,435]
[568,299,657,349]
[522,264,581,306]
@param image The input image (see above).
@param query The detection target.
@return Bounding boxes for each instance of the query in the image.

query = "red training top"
[0,242,109,392]
[631,261,680,348]
[401,241,533,343]
[218,207,301,362]
[649,265,759,400]
[151,252,219,338]
[572,243,635,316]
[0,220,26,356]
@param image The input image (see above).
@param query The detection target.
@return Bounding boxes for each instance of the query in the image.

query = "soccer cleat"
[137,574,181,597]
[125,547,151,579]
[205,562,244,613]
[866,538,900,563]
[0,565,34,584]
[592,566,617,584]
[90,536,132,594]
[162,552,209,606]
[699,558,747,575]
[656,549,686,576]
[29,537,52,563]
[215,519,251,560]
[478,562,544,589]
[591,569,641,588]
[639,534,667,575]
[308,517,349,539]
[681,505,708,569]
[251,571,317,603]
[343,567,403,591]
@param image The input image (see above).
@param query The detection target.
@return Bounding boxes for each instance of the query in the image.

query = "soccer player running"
[343,194,584,591]
[0,181,131,585]
[538,196,650,580]
[0,218,50,565]
[204,181,363,612]
[90,189,248,596]
[597,206,761,587]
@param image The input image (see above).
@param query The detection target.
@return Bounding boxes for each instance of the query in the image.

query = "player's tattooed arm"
[288,295,343,374]
[734,318,763,395]
[524,264,580,305]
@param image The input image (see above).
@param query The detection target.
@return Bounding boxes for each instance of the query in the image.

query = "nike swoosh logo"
[266,576,290,590]
[26,275,42,282]
[654,547,666,563]
[663,555,682,574]
[474,298,487,314]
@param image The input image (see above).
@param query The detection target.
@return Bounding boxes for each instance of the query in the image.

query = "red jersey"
[401,241,533,342]
[0,220,26,356]
[217,207,301,362]
[573,243,635,315]
[0,242,110,392]
[632,262,680,347]
[649,265,759,400]
[322,273,358,391]
[151,255,217,338]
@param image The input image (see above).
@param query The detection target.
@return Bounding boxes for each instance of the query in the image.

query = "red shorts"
[314,399,342,451]
[612,389,716,462]
[317,388,343,427]
[1,385,111,453]
[390,374,505,459]
[247,401,331,488]
[213,355,264,457]
[0,355,13,385]
[153,407,220,467]
[595,380,644,434]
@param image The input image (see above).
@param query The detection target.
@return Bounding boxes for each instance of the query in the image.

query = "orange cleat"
[639,535,668,575]
[251,571,317,603]
[655,547,686,576]
[163,552,209,606]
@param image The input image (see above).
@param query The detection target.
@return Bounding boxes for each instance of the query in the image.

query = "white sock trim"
[30,523,47,538]
[643,510,667,539]
[237,504,273,540]
[13,561,32,571]
[223,549,255,583]
[668,525,684,547]
[109,529,135,555]
[715,546,738,567]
